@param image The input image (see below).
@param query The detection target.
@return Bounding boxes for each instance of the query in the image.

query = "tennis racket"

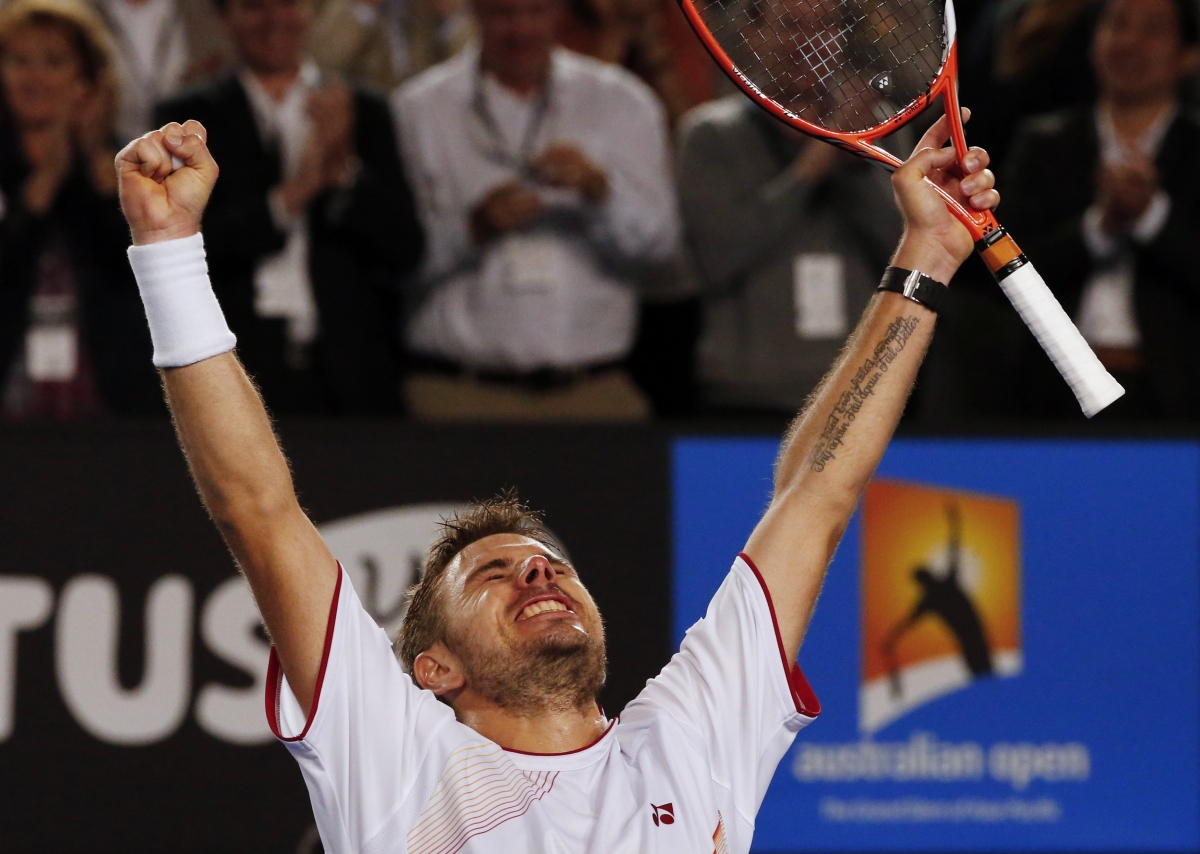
[678,0,1124,417]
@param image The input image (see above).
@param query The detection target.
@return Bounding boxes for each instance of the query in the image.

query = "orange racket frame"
[677,2,1025,268]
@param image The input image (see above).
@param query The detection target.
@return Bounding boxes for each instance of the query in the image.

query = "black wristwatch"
[877,267,948,313]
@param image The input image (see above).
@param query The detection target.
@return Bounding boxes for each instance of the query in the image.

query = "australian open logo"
[860,481,1022,734]
[790,480,1090,814]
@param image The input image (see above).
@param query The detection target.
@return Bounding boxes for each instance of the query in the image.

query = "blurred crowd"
[0,0,1196,424]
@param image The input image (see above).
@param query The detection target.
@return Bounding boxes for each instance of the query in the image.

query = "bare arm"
[117,123,335,716]
[744,114,1001,662]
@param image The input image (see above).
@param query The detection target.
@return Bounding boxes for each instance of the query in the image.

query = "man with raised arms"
[115,114,998,852]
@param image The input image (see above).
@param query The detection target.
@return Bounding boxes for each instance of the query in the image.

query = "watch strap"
[877,266,948,313]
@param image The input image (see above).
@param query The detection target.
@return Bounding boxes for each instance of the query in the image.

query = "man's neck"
[481,58,551,98]
[453,695,608,754]
[250,64,303,102]
[1102,92,1177,140]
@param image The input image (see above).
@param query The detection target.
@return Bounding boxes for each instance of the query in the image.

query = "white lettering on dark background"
[0,503,459,746]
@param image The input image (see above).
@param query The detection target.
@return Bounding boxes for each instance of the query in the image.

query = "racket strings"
[698,0,945,132]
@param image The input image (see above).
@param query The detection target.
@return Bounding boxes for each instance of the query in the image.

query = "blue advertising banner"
[673,439,1200,852]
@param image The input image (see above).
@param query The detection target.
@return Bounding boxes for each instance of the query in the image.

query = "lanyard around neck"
[470,64,553,178]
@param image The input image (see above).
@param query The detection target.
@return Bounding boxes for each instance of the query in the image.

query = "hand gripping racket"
[678,0,1124,417]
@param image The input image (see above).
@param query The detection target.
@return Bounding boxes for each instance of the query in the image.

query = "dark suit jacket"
[1003,107,1200,418]
[156,74,424,415]
[0,128,162,415]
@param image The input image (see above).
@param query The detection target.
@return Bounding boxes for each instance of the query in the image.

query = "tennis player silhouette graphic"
[882,504,993,698]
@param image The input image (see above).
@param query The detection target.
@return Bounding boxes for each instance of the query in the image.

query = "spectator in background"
[912,0,1105,426]
[677,95,902,416]
[393,0,679,422]
[557,0,701,125]
[1002,0,1200,418]
[157,0,424,415]
[959,0,1103,166]
[0,0,160,419]
[88,0,232,142]
[308,0,473,92]
[557,0,719,417]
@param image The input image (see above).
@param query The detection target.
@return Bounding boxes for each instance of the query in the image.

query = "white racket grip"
[996,262,1124,418]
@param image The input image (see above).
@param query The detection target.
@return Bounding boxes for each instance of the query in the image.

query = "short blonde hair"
[0,0,118,128]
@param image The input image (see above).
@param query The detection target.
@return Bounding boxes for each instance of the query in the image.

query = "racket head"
[678,0,954,151]
[683,0,954,130]
[679,0,992,234]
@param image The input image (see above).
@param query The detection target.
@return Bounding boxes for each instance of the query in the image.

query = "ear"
[412,642,466,697]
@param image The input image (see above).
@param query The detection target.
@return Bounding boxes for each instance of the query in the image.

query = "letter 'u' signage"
[674,439,1200,852]
[0,423,672,854]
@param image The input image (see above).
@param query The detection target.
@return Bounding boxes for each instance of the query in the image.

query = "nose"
[517,555,556,587]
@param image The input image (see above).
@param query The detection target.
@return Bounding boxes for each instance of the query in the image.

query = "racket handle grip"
[992,261,1124,418]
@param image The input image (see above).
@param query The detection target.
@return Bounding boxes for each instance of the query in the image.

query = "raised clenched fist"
[1096,158,1158,235]
[116,120,219,246]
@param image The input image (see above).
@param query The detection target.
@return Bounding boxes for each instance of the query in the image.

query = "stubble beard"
[453,622,608,716]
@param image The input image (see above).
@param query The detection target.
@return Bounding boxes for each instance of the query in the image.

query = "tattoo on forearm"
[808,315,921,472]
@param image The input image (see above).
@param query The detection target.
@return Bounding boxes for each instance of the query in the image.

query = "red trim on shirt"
[737,552,822,718]
[265,564,344,742]
[502,717,617,756]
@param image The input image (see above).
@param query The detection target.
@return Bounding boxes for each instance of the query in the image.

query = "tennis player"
[116,114,997,853]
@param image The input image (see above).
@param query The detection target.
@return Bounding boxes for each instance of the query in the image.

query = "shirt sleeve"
[266,564,458,854]
[622,553,820,824]
[391,82,480,291]
[586,78,681,267]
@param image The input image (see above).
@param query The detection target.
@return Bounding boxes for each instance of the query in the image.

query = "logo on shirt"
[712,812,729,854]
[651,802,675,826]
[859,481,1022,733]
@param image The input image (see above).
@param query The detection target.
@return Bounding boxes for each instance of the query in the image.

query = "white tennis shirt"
[266,554,820,854]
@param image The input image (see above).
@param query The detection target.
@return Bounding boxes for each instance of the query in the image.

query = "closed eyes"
[466,553,576,588]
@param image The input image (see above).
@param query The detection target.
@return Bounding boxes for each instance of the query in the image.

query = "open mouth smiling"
[515,594,575,622]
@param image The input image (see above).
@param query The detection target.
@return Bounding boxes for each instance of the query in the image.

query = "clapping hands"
[276,81,358,219]
[1096,156,1159,235]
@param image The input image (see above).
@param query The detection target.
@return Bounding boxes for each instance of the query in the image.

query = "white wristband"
[127,233,236,368]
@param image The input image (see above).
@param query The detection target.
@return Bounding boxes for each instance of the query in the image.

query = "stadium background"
[1,0,1199,850]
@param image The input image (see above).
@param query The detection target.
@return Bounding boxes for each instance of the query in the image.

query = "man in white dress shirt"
[393,0,680,421]
[90,0,231,142]
[115,104,998,849]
